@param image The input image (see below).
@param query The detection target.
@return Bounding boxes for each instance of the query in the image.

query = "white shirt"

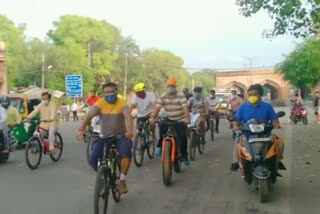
[131,92,156,117]
[0,105,7,130]
[71,103,78,112]
[207,96,220,111]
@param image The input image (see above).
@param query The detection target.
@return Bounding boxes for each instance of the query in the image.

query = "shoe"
[118,180,128,194]
[230,163,239,171]
[215,129,219,134]
[183,157,190,166]
[155,148,162,157]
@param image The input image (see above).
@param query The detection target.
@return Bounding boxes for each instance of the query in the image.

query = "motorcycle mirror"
[276,111,285,118]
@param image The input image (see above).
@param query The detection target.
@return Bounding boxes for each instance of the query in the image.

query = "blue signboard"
[65,75,83,97]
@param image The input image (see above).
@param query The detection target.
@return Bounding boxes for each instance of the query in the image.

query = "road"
[1,110,320,214]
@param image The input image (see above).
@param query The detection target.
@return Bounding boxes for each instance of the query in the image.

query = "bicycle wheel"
[189,131,197,161]
[94,165,110,214]
[147,132,156,159]
[209,119,214,142]
[133,134,145,167]
[162,140,172,186]
[112,157,121,203]
[25,137,42,170]
[198,136,205,154]
[49,133,63,162]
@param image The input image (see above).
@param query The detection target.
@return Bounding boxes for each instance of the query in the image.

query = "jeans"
[157,121,188,158]
[73,111,79,121]
[1,127,9,150]
[89,137,132,171]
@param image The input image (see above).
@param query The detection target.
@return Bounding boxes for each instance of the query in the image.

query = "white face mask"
[231,94,237,99]
[41,100,49,105]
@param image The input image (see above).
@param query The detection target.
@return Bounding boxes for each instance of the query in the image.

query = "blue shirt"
[236,101,278,123]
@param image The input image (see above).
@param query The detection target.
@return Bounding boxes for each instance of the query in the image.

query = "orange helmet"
[167,77,177,86]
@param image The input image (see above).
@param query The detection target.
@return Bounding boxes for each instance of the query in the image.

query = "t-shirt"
[7,105,22,126]
[131,92,156,117]
[157,92,187,121]
[236,101,278,123]
[207,96,220,111]
[71,103,78,112]
[227,96,243,111]
[92,98,129,137]
[86,96,99,107]
[28,101,59,129]
[188,96,206,114]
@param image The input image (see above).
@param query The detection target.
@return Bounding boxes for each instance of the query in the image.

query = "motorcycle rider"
[188,86,209,143]
[24,92,59,155]
[207,89,221,133]
[227,89,244,128]
[290,90,303,121]
[149,77,191,165]
[0,98,8,153]
[231,84,285,171]
[77,82,134,194]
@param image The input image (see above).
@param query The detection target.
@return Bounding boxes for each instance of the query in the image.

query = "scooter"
[236,111,286,203]
[290,105,308,125]
[0,130,10,163]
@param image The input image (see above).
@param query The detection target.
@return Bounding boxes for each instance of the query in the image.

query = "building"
[0,41,7,95]
[215,68,292,100]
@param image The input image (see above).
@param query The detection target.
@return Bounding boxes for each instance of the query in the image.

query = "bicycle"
[25,120,63,170]
[94,135,122,214]
[157,118,182,186]
[133,116,155,167]
[188,113,205,161]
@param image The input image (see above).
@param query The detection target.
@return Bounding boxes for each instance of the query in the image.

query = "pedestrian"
[314,91,320,124]
[66,104,70,122]
[71,101,79,122]
[61,103,68,122]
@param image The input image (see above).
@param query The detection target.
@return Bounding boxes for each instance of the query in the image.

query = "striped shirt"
[157,92,187,121]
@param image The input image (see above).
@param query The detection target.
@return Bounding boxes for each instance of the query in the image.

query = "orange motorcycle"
[236,111,285,203]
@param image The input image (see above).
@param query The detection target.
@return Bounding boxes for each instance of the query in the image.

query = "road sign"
[65,75,83,97]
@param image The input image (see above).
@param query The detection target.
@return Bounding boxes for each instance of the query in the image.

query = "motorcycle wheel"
[259,179,269,203]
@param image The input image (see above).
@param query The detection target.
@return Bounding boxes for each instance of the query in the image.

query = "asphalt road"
[1,110,319,214]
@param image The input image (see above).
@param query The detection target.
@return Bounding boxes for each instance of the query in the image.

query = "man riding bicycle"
[77,82,134,194]
[149,77,191,165]
[207,89,221,133]
[188,86,209,143]
[25,92,58,155]
[129,82,156,136]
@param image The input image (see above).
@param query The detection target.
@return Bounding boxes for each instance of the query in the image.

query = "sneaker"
[183,157,190,166]
[155,148,162,157]
[215,129,220,134]
[230,162,239,171]
[118,180,128,194]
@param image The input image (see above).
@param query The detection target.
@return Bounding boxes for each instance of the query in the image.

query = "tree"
[236,0,320,38]
[278,38,320,90]
[0,15,27,88]
[190,70,215,94]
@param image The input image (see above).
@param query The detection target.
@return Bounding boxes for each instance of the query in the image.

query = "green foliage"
[278,38,320,89]
[236,0,320,37]
[190,70,215,94]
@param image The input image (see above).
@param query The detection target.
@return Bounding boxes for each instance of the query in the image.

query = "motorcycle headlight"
[249,124,265,133]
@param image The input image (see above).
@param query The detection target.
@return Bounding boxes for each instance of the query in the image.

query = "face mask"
[195,92,201,99]
[167,86,176,95]
[136,91,146,99]
[249,96,259,104]
[231,95,237,99]
[105,94,117,104]
[41,100,49,105]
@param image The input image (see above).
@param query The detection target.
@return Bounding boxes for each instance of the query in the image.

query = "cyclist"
[0,98,8,153]
[149,77,191,165]
[207,89,221,133]
[227,89,244,128]
[188,86,209,143]
[24,92,58,155]
[86,90,100,107]
[129,82,156,136]
[183,88,193,100]
[77,82,134,194]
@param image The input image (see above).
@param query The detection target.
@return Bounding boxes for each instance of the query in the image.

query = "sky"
[0,0,300,70]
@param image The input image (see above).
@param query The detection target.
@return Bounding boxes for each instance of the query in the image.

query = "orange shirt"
[86,96,99,107]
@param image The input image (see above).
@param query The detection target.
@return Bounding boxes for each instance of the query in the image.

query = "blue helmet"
[193,86,203,93]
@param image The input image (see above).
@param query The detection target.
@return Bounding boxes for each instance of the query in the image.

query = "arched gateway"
[215,68,291,100]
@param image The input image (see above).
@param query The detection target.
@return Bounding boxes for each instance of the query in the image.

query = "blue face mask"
[105,94,117,104]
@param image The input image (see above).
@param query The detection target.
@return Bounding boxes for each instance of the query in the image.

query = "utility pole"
[41,52,45,90]
[124,56,128,99]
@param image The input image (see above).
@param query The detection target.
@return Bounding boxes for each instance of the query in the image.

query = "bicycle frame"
[33,126,50,153]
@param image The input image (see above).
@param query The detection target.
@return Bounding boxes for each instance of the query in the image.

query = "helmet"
[167,77,177,86]
[0,96,10,109]
[193,86,203,93]
[134,83,145,92]
[97,89,104,95]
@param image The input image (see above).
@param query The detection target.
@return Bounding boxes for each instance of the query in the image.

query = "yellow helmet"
[134,83,145,92]
[117,94,123,99]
